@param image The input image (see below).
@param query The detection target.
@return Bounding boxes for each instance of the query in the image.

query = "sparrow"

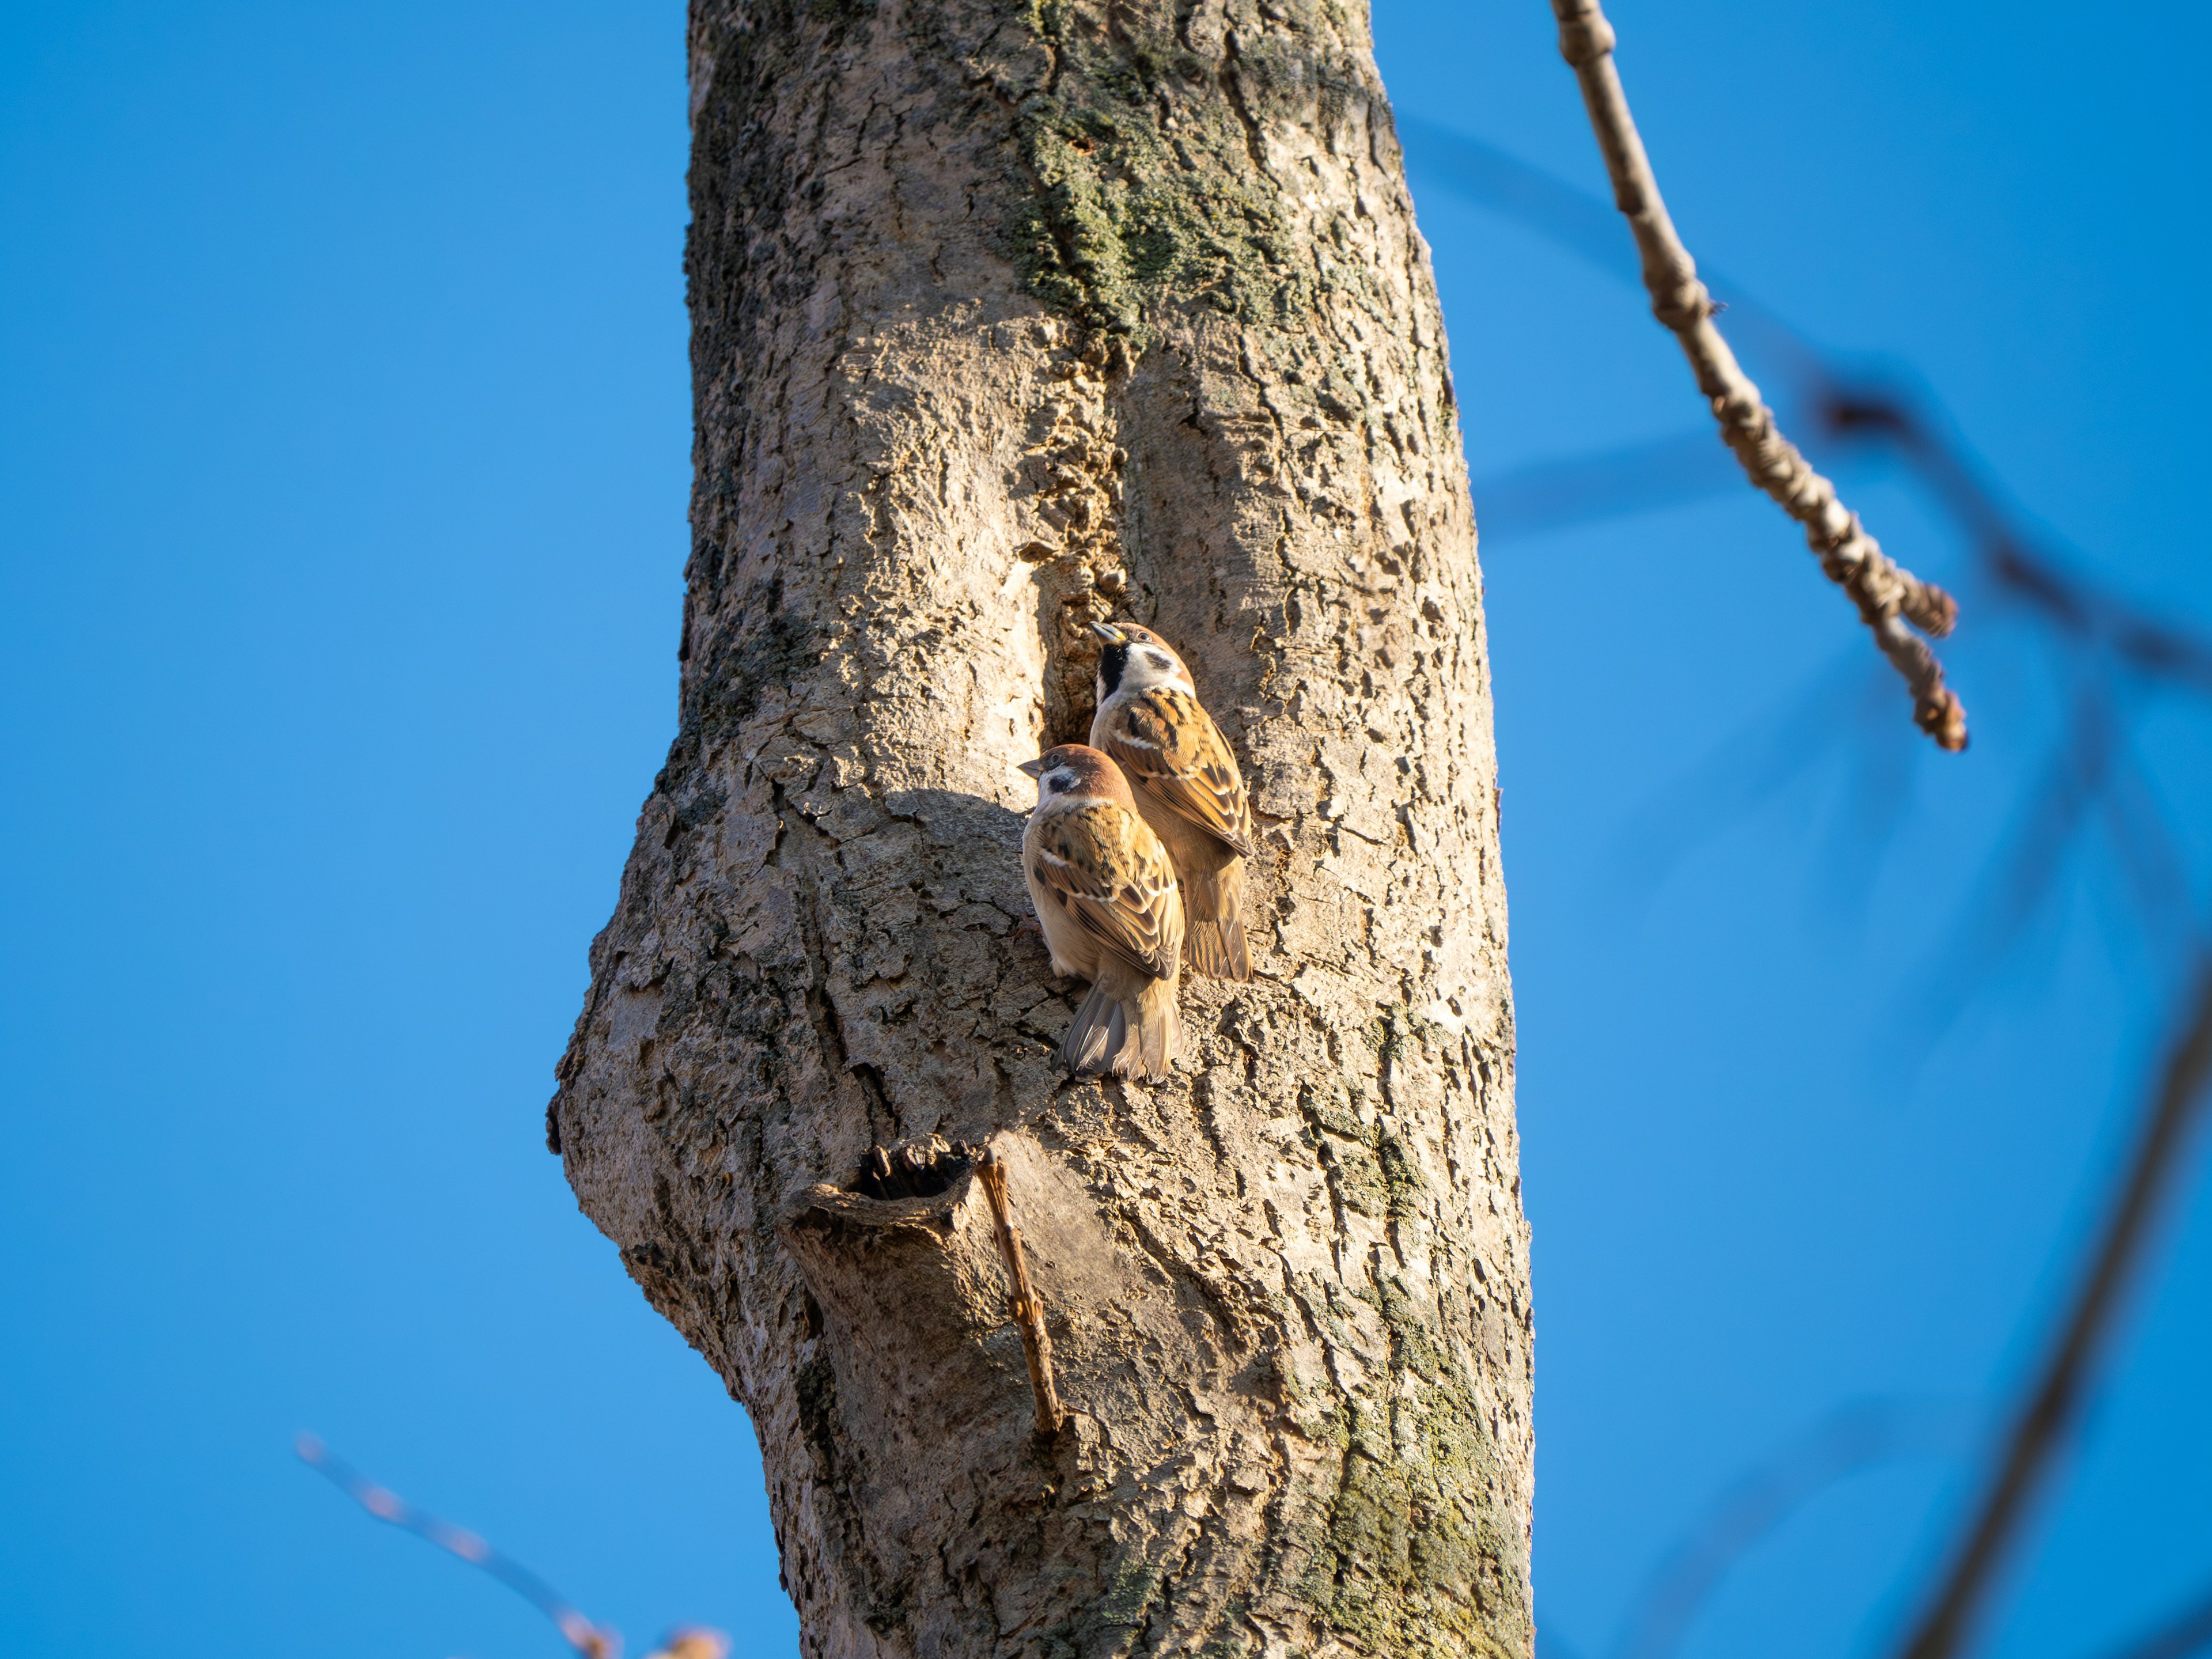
[1018,744,1185,1081]
[1088,620,1257,980]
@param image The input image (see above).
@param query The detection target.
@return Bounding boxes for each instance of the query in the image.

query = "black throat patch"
[1097,642,1129,698]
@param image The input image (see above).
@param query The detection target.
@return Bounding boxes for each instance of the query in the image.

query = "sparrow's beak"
[1016,757,1047,778]
[1089,620,1128,645]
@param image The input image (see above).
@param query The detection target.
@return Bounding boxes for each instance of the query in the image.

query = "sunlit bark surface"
[549,1,1531,1653]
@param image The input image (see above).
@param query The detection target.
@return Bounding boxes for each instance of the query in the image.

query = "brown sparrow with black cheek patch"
[1018,744,1184,1082]
[1089,621,1256,980]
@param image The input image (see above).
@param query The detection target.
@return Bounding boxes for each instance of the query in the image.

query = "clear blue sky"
[2,4,2207,1658]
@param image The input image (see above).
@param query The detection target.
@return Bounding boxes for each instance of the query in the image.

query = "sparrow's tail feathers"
[1180,861,1251,981]
[1062,973,1180,1082]
[1185,916,1251,980]
[1108,974,1180,1081]
[1131,978,1180,1081]
[1061,984,1118,1077]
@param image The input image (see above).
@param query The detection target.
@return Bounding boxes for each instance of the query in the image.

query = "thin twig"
[1544,0,1968,749]
[1407,120,2212,716]
[297,1433,620,1658]
[1891,964,2212,1659]
[975,1149,1066,1440]
[1399,113,2212,1655]
[1615,1398,1972,1659]
[1823,391,2212,698]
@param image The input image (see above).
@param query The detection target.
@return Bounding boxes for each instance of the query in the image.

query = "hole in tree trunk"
[851,1139,972,1202]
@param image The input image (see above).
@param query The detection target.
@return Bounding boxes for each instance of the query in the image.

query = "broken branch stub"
[975,1147,1066,1441]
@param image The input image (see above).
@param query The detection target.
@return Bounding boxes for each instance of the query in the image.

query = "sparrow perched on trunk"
[1018,744,1185,1081]
[1088,621,1256,980]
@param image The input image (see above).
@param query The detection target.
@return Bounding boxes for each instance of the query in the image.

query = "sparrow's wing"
[1029,804,1182,978]
[1101,687,1256,858]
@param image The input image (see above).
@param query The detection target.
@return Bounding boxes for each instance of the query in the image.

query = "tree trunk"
[547,0,1531,1654]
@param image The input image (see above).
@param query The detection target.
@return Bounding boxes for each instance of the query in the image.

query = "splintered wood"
[975,1149,1066,1440]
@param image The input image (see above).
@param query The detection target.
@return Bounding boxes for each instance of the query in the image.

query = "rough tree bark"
[547,0,1531,1654]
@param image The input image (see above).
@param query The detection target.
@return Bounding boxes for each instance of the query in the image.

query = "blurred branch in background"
[1609,648,1918,936]
[298,1433,619,1656]
[1908,675,2198,1046]
[1614,1399,1973,1659]
[1539,0,1967,748]
[1397,118,2212,723]
[2097,1580,2212,1659]
[1892,966,2212,1659]
[1400,55,2212,1659]
[297,1433,730,1659]
[1402,114,2212,1015]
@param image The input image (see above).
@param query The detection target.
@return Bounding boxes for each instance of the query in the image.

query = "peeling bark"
[549,0,1531,1653]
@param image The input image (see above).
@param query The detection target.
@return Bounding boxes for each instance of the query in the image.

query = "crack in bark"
[799,851,902,1143]
[1218,32,1270,178]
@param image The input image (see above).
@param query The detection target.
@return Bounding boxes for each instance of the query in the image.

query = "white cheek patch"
[1105,661,1195,699]
[1037,795,1113,836]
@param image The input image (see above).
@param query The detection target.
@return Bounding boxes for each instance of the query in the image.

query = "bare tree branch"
[1816,388,2212,698]
[1890,964,2212,1659]
[2093,1581,2212,1659]
[1399,103,2212,1659]
[296,1433,620,1658]
[1543,0,1968,749]
[1402,115,2212,713]
[1614,1398,1972,1659]
[1467,431,1737,541]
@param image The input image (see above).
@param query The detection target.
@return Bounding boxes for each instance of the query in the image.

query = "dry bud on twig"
[1546,0,1969,749]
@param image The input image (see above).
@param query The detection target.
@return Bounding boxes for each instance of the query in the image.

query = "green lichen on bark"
[998,3,1369,338]
[1309,1395,1525,1659]
[1277,1290,1527,1659]
[1276,1034,1533,1658]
